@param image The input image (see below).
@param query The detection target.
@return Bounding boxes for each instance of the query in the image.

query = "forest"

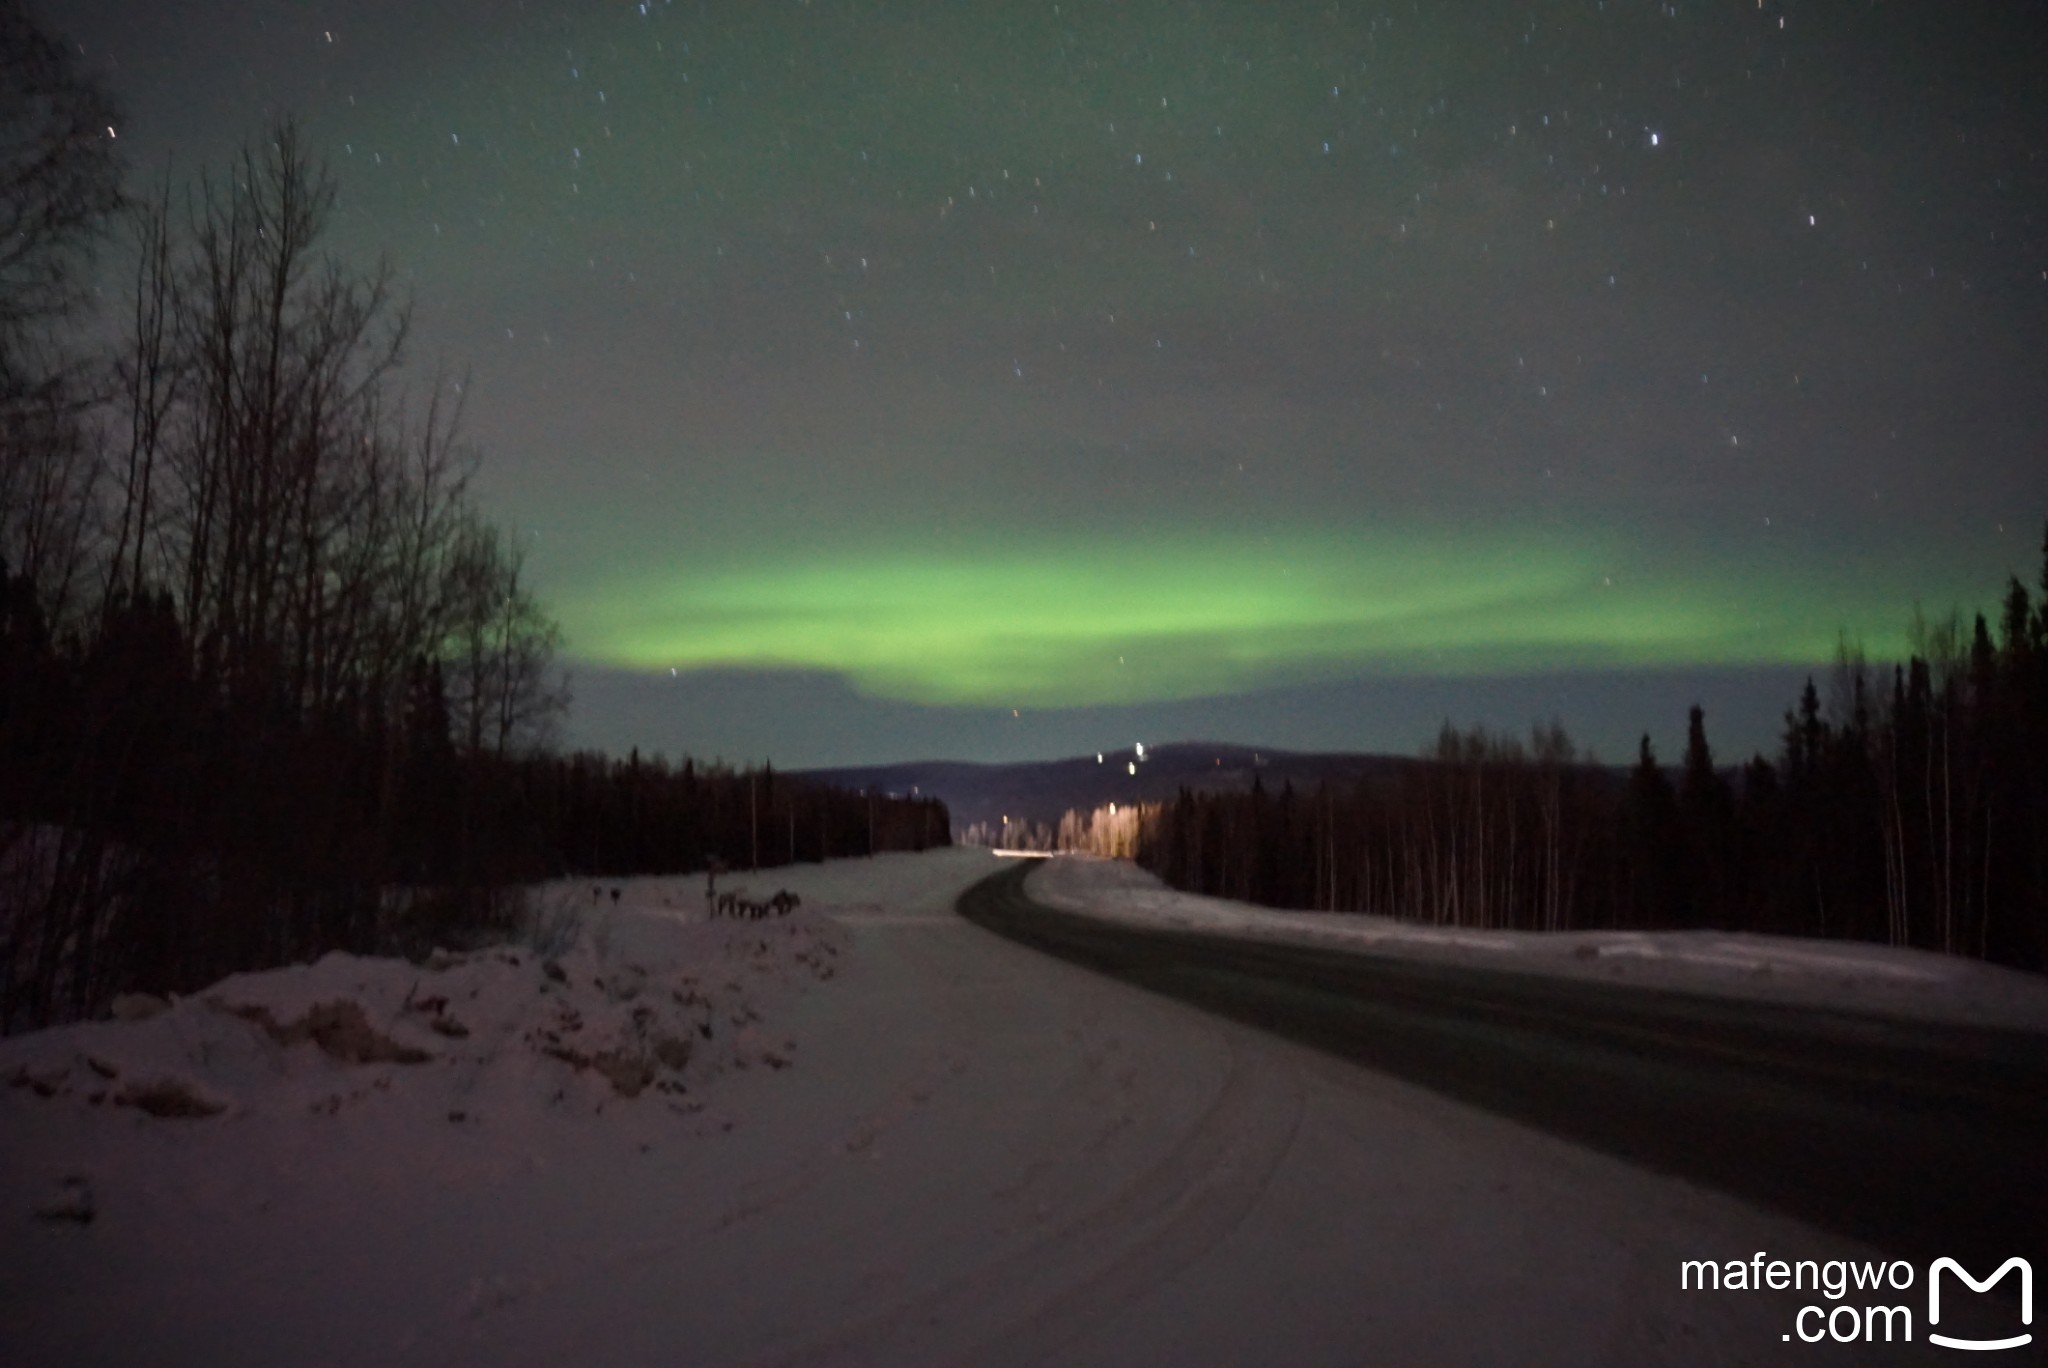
[1099,553,2048,974]
[0,16,944,1033]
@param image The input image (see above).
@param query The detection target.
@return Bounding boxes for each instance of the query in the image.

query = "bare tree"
[106,173,179,605]
[0,381,98,615]
[0,1,126,624]
[0,0,124,366]
[139,119,412,715]
[440,510,567,759]
[1531,720,1577,931]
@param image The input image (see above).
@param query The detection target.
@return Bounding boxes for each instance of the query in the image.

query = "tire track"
[748,1022,1305,1368]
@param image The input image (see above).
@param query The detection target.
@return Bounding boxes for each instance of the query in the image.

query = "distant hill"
[791,742,1418,836]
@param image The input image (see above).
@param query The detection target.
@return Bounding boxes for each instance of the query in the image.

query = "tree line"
[0,13,945,1032]
[1104,539,2048,973]
[505,751,950,883]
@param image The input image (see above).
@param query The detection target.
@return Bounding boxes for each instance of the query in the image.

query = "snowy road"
[2,848,2030,1364]
[961,860,2048,1275]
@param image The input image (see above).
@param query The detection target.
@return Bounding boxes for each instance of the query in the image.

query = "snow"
[1029,854,2048,1034]
[1,848,2027,1364]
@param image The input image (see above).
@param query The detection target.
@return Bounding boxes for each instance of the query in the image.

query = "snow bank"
[1027,854,2048,1033]
[1,876,853,1229]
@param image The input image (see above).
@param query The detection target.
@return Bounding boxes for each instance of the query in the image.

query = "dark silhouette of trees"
[0,28,947,1032]
[1114,722,1614,933]
[0,1,123,351]
[1,1,127,626]
[1623,734,1682,930]
[1677,706,1734,928]
[1129,529,2048,974]
[497,751,948,884]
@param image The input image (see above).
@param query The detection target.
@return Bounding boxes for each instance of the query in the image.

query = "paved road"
[958,861,2048,1274]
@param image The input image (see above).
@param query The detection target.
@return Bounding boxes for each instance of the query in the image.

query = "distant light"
[1096,753,1104,763]
[1134,742,1146,760]
[1128,762,1137,775]
[1109,802,1117,814]
[1649,131,1660,147]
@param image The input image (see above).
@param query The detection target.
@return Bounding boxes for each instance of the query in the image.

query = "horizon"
[568,659,1838,772]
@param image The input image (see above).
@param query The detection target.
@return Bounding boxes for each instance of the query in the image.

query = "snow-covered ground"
[1,848,2028,1364]
[1031,854,2048,1034]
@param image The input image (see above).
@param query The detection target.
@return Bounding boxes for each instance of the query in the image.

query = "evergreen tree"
[1625,735,1682,927]
[1678,706,1736,927]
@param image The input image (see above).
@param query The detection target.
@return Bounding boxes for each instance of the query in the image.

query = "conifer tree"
[1679,706,1734,928]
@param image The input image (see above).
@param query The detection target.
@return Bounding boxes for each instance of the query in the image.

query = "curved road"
[958,860,2048,1274]
[10,850,2035,1364]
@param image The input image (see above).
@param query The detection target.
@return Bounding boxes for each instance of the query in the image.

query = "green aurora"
[72,0,2048,760]
[557,525,1953,710]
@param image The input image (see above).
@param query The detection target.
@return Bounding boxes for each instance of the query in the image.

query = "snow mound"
[1028,854,2048,1033]
[1,901,848,1138]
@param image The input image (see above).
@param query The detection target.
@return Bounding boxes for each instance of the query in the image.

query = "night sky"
[55,0,2048,767]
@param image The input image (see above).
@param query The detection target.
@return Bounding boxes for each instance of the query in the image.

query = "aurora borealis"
[560,526,1969,708]
[61,0,2048,765]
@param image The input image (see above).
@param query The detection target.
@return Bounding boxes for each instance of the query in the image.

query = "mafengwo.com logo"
[1929,1259,2033,1352]
[1680,1253,2032,1349]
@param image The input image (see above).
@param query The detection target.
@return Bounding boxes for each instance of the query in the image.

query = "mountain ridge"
[792,741,1420,836]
